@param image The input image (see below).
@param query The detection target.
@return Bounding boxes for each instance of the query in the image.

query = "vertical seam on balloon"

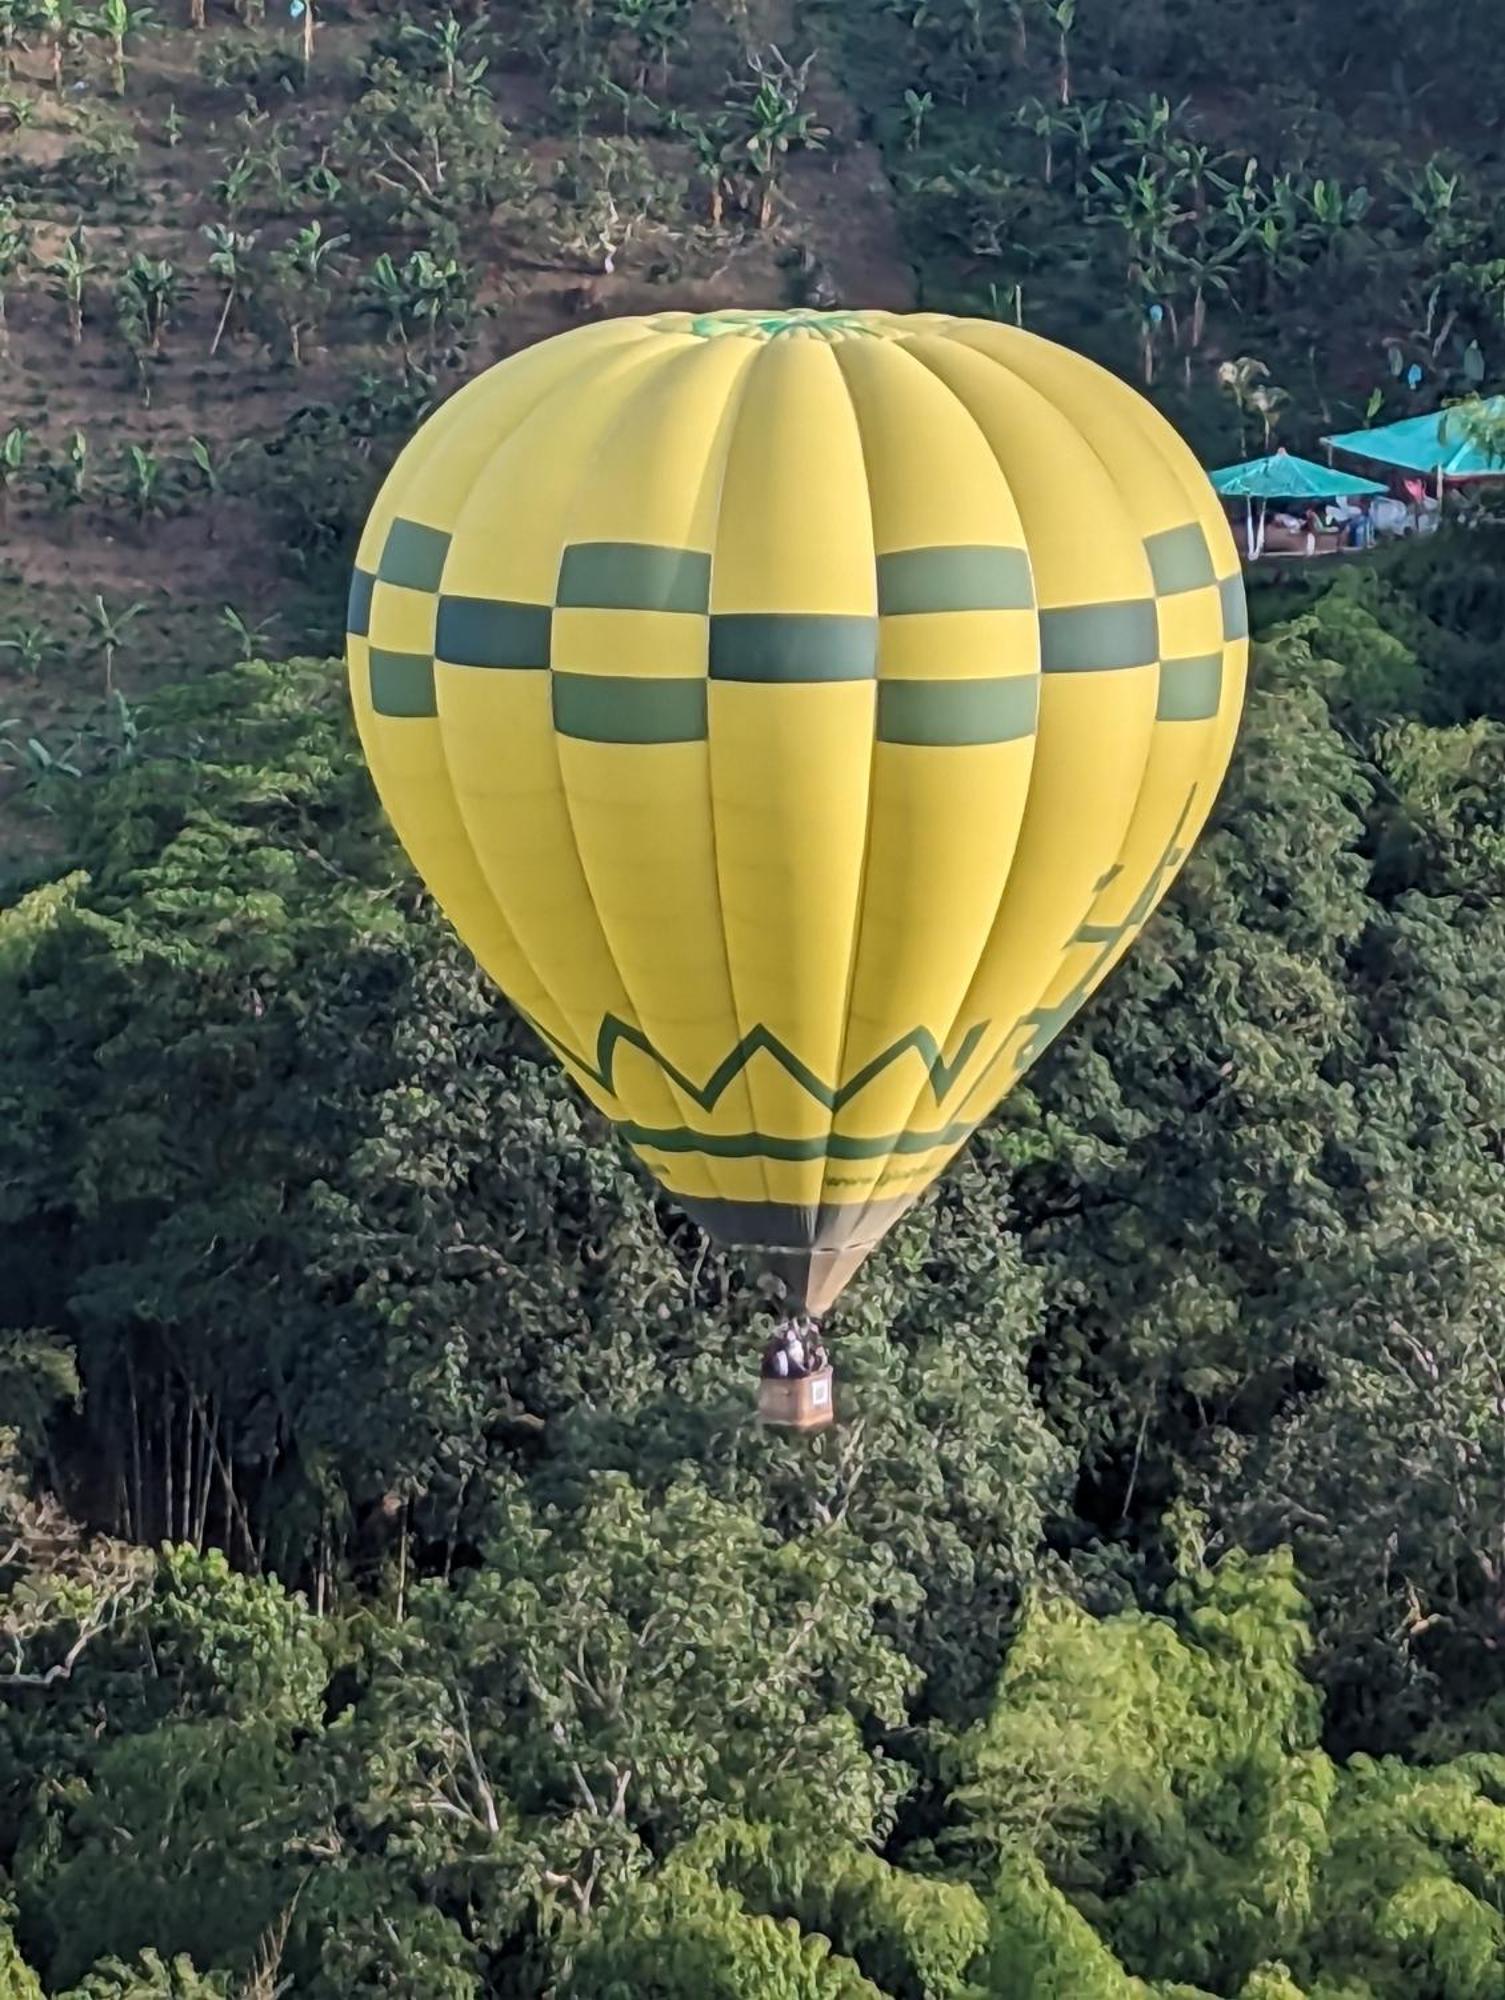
[813,337,888,1227]
[508,342,700,1147]
[966,341,1224,1099]
[897,331,1161,1123]
[546,338,756,1208]
[432,345,669,1087]
[844,333,1046,1217]
[943,318,1249,1021]
[701,336,782,1219]
[351,369,573,1044]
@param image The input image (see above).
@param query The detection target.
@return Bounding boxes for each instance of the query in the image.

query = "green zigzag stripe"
[526,785,1206,1158]
[619,1118,978,1160]
[530,1015,991,1114]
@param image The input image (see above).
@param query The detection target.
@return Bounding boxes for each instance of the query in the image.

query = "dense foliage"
[5,528,1505,1992]
[823,0,1505,463]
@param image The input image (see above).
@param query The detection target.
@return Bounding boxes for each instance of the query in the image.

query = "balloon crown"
[677,307,883,342]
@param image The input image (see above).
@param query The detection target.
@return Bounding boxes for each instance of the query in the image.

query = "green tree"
[57,1950,228,1996]
[356,1472,918,1928]
[0,1893,44,1999]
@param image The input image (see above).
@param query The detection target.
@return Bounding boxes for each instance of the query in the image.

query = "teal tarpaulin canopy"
[1208,451,1387,500]
[1323,398,1505,480]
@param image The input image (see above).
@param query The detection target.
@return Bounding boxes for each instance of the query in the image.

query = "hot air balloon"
[346,308,1248,1388]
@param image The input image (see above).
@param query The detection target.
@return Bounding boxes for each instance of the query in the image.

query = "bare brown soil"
[0,2,914,857]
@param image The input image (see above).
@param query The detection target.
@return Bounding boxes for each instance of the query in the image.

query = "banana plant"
[116,253,182,407]
[115,441,173,525]
[221,604,279,662]
[0,729,83,783]
[729,45,827,230]
[31,0,84,91]
[208,150,260,221]
[1217,355,1272,455]
[1046,0,1075,105]
[665,107,734,225]
[117,250,182,354]
[401,9,487,97]
[0,426,31,526]
[900,86,932,152]
[1015,95,1059,186]
[93,0,155,95]
[0,201,26,353]
[202,222,258,354]
[1447,397,1505,468]
[48,427,91,513]
[1299,176,1373,268]
[185,434,242,540]
[1396,156,1461,231]
[84,592,145,700]
[267,219,348,366]
[0,621,57,682]
[0,0,27,82]
[362,248,473,361]
[1089,158,1188,302]
[609,0,687,92]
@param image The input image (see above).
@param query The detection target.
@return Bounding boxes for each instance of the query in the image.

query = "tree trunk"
[211,285,234,355]
[162,1376,174,1540]
[127,1352,144,1540]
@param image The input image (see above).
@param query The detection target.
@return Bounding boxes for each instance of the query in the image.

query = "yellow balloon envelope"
[347,309,1248,1312]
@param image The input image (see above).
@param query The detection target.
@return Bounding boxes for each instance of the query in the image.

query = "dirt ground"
[0,2,915,858]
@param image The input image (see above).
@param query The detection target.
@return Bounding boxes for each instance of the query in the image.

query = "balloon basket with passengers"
[345,308,1249,1415]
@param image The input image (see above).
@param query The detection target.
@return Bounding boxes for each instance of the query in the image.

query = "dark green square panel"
[709,613,878,682]
[1156,653,1223,722]
[369,648,437,717]
[557,542,712,614]
[378,518,451,593]
[878,675,1039,745]
[436,596,553,669]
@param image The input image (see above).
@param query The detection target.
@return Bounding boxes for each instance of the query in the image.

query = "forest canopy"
[6,532,1505,1993]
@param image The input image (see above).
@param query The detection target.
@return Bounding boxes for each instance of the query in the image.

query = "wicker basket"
[757,1365,835,1431]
